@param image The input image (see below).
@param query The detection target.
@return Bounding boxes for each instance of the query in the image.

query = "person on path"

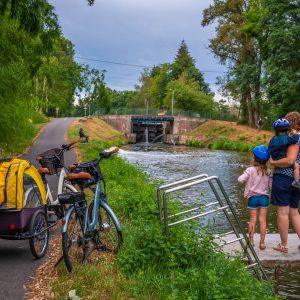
[79,127,89,143]
[269,112,300,253]
[238,145,272,250]
[257,117,263,130]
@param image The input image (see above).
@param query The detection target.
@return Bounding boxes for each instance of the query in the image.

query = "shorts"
[271,173,300,208]
[247,195,269,209]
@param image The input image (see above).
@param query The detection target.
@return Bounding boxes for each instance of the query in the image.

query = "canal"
[120,143,300,299]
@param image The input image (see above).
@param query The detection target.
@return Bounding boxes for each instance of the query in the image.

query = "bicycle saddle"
[37,168,50,174]
[66,172,92,181]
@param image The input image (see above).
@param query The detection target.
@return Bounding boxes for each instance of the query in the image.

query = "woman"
[269,111,300,253]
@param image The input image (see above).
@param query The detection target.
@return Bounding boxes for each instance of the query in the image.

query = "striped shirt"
[274,136,300,178]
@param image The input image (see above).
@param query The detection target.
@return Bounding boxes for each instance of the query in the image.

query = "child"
[268,118,300,188]
[238,145,272,250]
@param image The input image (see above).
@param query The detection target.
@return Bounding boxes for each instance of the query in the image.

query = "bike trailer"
[0,158,47,237]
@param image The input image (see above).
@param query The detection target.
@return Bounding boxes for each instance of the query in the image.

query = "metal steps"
[157,174,268,280]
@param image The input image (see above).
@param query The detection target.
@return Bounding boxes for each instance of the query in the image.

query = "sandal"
[273,243,288,253]
[259,244,266,250]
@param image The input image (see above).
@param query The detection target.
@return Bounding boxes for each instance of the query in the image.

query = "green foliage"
[260,0,300,115]
[0,0,88,154]
[165,72,215,112]
[170,40,210,94]
[186,139,205,147]
[134,41,214,114]
[110,90,137,110]
[205,0,300,124]
[187,137,256,152]
[35,37,81,116]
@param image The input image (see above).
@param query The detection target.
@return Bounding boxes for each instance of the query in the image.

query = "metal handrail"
[156,174,208,221]
[157,174,268,281]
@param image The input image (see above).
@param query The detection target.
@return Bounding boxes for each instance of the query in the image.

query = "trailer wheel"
[29,211,49,259]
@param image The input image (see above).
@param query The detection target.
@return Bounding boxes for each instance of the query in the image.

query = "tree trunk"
[246,91,255,127]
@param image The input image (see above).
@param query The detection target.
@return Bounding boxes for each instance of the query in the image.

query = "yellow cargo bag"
[0,159,46,209]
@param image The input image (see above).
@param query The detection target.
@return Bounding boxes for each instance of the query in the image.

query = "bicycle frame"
[62,181,121,234]
[46,168,77,205]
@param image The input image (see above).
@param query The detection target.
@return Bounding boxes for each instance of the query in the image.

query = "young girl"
[238,145,272,250]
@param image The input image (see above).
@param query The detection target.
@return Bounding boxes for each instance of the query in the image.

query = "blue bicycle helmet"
[253,145,270,162]
[273,118,290,131]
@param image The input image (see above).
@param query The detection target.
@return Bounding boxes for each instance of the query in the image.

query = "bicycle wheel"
[97,203,122,253]
[62,209,85,272]
[29,210,49,259]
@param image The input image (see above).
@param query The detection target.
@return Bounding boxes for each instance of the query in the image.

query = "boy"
[268,118,300,188]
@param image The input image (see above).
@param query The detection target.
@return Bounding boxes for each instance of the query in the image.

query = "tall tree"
[202,0,262,126]
[261,0,300,115]
[171,40,210,94]
[149,64,171,109]
[34,37,81,116]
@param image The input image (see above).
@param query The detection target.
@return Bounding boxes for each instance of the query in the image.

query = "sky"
[48,0,227,100]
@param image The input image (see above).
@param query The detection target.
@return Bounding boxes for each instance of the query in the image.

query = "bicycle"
[35,142,78,221]
[58,147,122,272]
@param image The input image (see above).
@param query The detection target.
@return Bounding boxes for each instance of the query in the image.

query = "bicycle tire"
[97,203,122,253]
[62,209,85,272]
[29,210,49,259]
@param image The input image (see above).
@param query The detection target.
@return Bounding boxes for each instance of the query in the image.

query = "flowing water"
[119,143,300,299]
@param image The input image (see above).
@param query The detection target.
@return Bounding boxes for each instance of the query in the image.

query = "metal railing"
[157,174,268,281]
[95,108,237,121]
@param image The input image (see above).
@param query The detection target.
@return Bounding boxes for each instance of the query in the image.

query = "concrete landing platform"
[218,233,300,267]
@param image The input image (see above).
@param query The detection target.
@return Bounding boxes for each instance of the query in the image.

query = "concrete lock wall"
[172,116,206,135]
[100,115,206,144]
[100,115,132,133]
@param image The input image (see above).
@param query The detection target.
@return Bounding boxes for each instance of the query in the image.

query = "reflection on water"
[120,143,300,299]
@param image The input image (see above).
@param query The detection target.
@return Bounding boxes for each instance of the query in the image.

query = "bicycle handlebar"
[99,147,119,160]
[61,141,77,151]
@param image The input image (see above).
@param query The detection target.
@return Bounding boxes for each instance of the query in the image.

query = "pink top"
[238,166,272,199]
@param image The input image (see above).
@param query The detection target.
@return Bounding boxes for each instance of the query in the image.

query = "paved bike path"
[0,118,77,300]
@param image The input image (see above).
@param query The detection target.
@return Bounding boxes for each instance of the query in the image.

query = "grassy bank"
[48,119,276,299]
[186,120,273,152]
[67,117,127,162]
[0,111,49,158]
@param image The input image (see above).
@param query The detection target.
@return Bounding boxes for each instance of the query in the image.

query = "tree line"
[1,0,299,154]
[202,0,300,126]
[0,0,110,154]
[108,40,232,119]
[110,0,299,127]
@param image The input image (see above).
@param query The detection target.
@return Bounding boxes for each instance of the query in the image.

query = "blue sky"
[49,0,226,100]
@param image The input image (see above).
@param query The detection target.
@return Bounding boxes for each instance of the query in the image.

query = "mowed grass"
[67,117,127,162]
[186,120,273,151]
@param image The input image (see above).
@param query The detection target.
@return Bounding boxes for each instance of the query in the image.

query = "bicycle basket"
[37,148,64,175]
[70,159,103,187]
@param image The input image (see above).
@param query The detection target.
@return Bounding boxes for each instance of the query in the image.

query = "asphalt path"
[0,118,77,300]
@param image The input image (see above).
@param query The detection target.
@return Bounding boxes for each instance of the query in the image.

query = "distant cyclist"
[268,118,300,188]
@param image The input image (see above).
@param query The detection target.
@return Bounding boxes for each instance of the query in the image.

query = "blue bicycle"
[58,147,122,272]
